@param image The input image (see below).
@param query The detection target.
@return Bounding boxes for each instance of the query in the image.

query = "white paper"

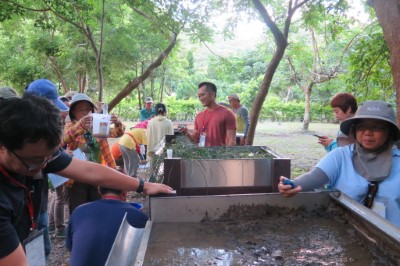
[48,148,87,188]
[72,148,88,161]
[25,232,45,266]
[92,113,111,137]
[48,173,68,188]
[167,149,173,159]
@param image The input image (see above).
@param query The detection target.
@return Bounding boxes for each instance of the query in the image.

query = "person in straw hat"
[63,93,125,214]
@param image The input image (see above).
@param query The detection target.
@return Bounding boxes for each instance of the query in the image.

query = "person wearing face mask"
[279,100,400,227]
[63,93,125,214]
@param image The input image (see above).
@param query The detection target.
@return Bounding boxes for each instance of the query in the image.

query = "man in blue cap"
[26,79,69,112]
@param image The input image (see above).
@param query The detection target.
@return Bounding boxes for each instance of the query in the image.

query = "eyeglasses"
[354,124,387,133]
[84,132,95,149]
[10,148,62,171]
[362,181,379,208]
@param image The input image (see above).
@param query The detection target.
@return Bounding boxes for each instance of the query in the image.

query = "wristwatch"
[136,178,144,193]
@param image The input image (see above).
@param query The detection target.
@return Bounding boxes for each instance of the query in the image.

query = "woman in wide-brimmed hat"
[278,100,400,227]
[63,93,125,214]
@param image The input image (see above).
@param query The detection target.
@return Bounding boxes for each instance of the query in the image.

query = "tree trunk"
[302,28,318,131]
[77,73,87,93]
[369,0,400,125]
[159,74,165,102]
[141,61,146,97]
[247,46,287,145]
[108,33,178,111]
[49,56,68,93]
[150,75,155,101]
[302,84,313,131]
[96,0,106,102]
[247,0,309,145]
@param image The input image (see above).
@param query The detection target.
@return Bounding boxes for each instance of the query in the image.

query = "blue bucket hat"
[26,79,69,112]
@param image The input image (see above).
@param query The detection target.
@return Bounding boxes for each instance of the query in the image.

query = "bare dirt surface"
[46,121,339,265]
[144,204,391,265]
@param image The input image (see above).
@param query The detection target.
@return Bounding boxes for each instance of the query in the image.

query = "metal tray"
[107,192,400,265]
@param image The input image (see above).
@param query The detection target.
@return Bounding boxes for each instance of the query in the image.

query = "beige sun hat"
[227,94,240,101]
[145,97,154,103]
[0,87,19,99]
[69,93,96,121]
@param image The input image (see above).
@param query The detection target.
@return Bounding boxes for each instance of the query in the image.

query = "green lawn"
[253,121,339,177]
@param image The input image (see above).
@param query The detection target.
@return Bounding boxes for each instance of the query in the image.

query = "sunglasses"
[362,181,379,209]
[11,148,63,171]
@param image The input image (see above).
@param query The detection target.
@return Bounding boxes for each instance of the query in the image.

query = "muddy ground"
[144,204,392,265]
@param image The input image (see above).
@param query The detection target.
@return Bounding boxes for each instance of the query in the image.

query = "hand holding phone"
[283,178,297,189]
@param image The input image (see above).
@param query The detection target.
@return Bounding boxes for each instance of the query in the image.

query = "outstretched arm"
[57,158,174,195]
[278,167,329,197]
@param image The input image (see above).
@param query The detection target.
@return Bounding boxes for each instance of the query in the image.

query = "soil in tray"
[143,206,391,265]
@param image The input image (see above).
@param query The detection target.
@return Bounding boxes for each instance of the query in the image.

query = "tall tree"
[287,27,356,131]
[0,0,214,109]
[245,0,310,145]
[368,0,400,125]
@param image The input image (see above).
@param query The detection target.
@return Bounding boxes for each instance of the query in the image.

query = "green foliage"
[261,97,332,122]
[168,136,274,159]
[162,97,201,121]
[0,0,393,129]
[345,23,393,103]
[110,96,140,121]
[0,1,25,22]
[110,95,336,125]
[303,0,350,37]
[110,95,201,121]
[29,31,61,57]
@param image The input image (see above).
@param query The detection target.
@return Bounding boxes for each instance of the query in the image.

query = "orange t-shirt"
[111,142,121,161]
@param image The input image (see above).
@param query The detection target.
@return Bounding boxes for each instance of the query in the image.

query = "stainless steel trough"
[163,145,290,195]
[107,192,400,265]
